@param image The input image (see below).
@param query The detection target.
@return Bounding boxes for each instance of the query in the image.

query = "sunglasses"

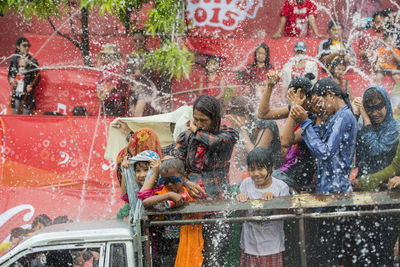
[364,102,385,113]
[21,44,30,48]
[159,172,184,185]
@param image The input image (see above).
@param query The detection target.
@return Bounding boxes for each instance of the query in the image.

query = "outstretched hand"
[388,176,400,189]
[236,193,250,202]
[184,180,206,199]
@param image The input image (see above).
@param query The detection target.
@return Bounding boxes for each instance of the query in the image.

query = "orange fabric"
[127,128,162,158]
[377,46,400,70]
[154,186,203,267]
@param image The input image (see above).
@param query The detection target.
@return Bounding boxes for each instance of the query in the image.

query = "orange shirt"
[377,46,400,70]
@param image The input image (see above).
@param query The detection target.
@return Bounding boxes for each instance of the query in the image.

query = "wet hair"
[288,74,314,98]
[312,78,352,110]
[15,37,29,53]
[225,96,255,117]
[363,88,385,107]
[193,95,221,134]
[72,106,88,116]
[373,11,386,20]
[328,57,347,75]
[53,216,73,224]
[247,147,274,173]
[159,158,185,175]
[32,214,52,229]
[134,161,150,171]
[10,227,26,239]
[253,43,271,68]
[328,19,344,30]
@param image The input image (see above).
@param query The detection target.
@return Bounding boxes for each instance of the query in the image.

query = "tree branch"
[47,17,81,50]
[67,0,79,42]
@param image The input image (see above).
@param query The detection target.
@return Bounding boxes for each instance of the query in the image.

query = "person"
[0,227,26,254]
[225,96,281,170]
[124,30,158,117]
[72,106,89,116]
[174,95,238,267]
[350,0,383,29]
[281,41,318,103]
[115,128,162,220]
[290,78,357,265]
[272,0,322,39]
[328,57,353,100]
[96,43,125,116]
[237,43,274,101]
[200,55,225,102]
[53,215,73,224]
[30,214,52,233]
[236,147,289,267]
[141,158,203,267]
[8,37,41,115]
[384,8,400,48]
[258,73,317,191]
[358,11,386,74]
[373,32,400,86]
[354,86,400,177]
[317,19,356,70]
[351,86,400,266]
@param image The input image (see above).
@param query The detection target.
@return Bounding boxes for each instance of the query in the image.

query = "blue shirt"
[301,105,357,193]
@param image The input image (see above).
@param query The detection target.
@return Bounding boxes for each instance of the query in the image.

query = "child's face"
[161,168,184,193]
[333,64,346,79]
[249,165,271,188]
[135,162,150,184]
[206,59,219,73]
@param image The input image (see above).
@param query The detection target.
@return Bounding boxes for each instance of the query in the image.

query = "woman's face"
[333,64,346,79]
[329,25,343,40]
[206,59,219,73]
[17,41,30,56]
[135,162,150,184]
[364,98,387,124]
[193,109,213,132]
[256,47,267,64]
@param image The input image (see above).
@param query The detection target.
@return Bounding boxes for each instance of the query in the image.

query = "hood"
[363,86,393,126]
[128,150,160,165]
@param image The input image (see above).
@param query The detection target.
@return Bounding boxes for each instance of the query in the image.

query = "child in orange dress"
[140,158,203,267]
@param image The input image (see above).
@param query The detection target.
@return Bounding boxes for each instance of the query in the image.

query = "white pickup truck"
[0,221,140,267]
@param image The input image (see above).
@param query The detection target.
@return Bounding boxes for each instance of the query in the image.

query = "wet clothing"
[239,177,289,256]
[357,86,400,177]
[300,105,357,193]
[358,28,385,73]
[234,119,282,171]
[273,141,316,190]
[8,54,40,112]
[239,63,274,99]
[281,59,318,90]
[280,0,317,37]
[317,38,356,69]
[361,140,400,190]
[201,74,223,98]
[96,61,125,116]
[175,126,238,198]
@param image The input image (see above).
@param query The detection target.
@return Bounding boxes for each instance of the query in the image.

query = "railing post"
[296,208,307,267]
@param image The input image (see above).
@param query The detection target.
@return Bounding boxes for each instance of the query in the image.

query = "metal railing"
[136,191,400,267]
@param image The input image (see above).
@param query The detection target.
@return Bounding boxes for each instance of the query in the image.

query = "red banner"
[0,115,125,242]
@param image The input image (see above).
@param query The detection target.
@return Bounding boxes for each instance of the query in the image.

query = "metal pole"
[296,209,307,267]
[136,219,144,267]
[143,217,152,267]
[148,207,400,226]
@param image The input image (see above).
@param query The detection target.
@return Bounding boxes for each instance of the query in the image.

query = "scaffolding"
[135,191,400,267]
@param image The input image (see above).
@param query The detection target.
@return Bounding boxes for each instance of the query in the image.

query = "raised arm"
[258,71,290,120]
